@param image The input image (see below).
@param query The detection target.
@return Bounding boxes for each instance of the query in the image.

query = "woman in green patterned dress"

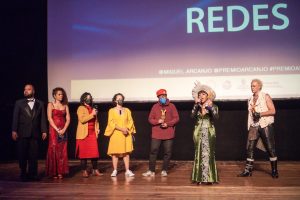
[191,82,219,185]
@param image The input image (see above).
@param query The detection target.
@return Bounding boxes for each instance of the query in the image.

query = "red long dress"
[46,109,69,176]
[76,106,99,159]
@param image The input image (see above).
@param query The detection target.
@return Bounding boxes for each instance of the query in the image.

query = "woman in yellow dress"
[104,93,136,177]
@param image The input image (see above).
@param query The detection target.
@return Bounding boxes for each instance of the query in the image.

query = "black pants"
[17,137,38,177]
[247,124,277,159]
[81,158,98,170]
[149,138,173,172]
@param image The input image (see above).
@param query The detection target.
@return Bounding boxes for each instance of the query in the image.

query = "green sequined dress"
[191,103,219,183]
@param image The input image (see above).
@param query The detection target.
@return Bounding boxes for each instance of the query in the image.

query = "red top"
[148,100,180,140]
[76,105,99,159]
[87,106,96,130]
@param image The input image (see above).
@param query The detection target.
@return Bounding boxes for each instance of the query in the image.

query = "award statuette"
[160,109,166,128]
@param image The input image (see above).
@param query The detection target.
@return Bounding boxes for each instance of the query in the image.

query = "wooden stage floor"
[0,160,300,199]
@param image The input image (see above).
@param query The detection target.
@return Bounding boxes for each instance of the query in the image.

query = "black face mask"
[85,98,92,106]
[116,100,123,106]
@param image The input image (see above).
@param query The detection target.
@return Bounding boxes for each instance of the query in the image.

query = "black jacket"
[12,99,47,139]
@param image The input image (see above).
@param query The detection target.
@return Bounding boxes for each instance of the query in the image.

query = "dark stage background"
[0,0,299,161]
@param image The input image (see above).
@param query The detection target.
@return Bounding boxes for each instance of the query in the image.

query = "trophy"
[160,109,167,128]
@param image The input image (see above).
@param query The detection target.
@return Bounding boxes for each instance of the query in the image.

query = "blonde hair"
[251,79,263,90]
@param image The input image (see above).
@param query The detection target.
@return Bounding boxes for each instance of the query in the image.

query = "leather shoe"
[28,175,40,181]
[92,169,103,176]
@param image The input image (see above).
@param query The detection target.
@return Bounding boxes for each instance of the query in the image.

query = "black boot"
[270,160,279,178]
[237,160,253,177]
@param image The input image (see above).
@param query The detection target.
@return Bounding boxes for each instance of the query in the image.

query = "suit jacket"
[12,98,47,139]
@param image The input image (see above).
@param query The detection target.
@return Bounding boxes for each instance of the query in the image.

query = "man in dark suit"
[12,84,47,181]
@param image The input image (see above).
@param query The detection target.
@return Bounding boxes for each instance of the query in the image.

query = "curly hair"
[112,93,125,106]
[80,92,92,105]
[52,87,68,105]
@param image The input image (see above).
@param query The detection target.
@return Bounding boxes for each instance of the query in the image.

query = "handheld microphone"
[93,104,98,111]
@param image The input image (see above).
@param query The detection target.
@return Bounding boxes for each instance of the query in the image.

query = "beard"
[24,93,34,98]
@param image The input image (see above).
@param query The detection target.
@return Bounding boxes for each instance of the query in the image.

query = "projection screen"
[48,0,300,102]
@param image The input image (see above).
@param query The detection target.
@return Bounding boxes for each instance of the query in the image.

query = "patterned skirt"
[191,126,218,183]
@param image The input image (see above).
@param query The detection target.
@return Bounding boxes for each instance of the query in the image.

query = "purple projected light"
[48,0,300,102]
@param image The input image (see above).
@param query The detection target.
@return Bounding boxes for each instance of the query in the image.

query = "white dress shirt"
[27,98,35,110]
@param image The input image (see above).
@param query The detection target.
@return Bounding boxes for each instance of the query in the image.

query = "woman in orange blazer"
[76,92,102,177]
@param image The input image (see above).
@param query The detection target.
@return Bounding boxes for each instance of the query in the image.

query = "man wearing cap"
[142,89,179,177]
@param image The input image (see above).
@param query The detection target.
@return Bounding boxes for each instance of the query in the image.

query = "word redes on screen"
[187,3,289,33]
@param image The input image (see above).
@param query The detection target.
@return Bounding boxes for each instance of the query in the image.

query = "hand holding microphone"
[92,104,98,116]
[204,99,213,111]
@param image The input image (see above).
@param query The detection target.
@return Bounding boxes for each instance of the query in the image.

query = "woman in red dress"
[46,87,70,179]
[76,92,102,177]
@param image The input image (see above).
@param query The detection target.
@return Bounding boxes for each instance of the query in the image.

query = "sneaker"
[111,170,117,177]
[161,170,168,177]
[125,170,135,177]
[142,170,155,177]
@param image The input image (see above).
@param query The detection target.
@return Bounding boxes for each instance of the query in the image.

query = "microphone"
[119,110,122,115]
[93,104,98,111]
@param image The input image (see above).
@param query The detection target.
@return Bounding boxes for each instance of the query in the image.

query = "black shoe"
[271,170,279,178]
[238,160,253,177]
[203,182,214,185]
[237,171,252,177]
[270,160,279,178]
[20,174,28,182]
[28,175,40,181]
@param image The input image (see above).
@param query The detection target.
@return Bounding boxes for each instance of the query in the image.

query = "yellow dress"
[104,107,136,156]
